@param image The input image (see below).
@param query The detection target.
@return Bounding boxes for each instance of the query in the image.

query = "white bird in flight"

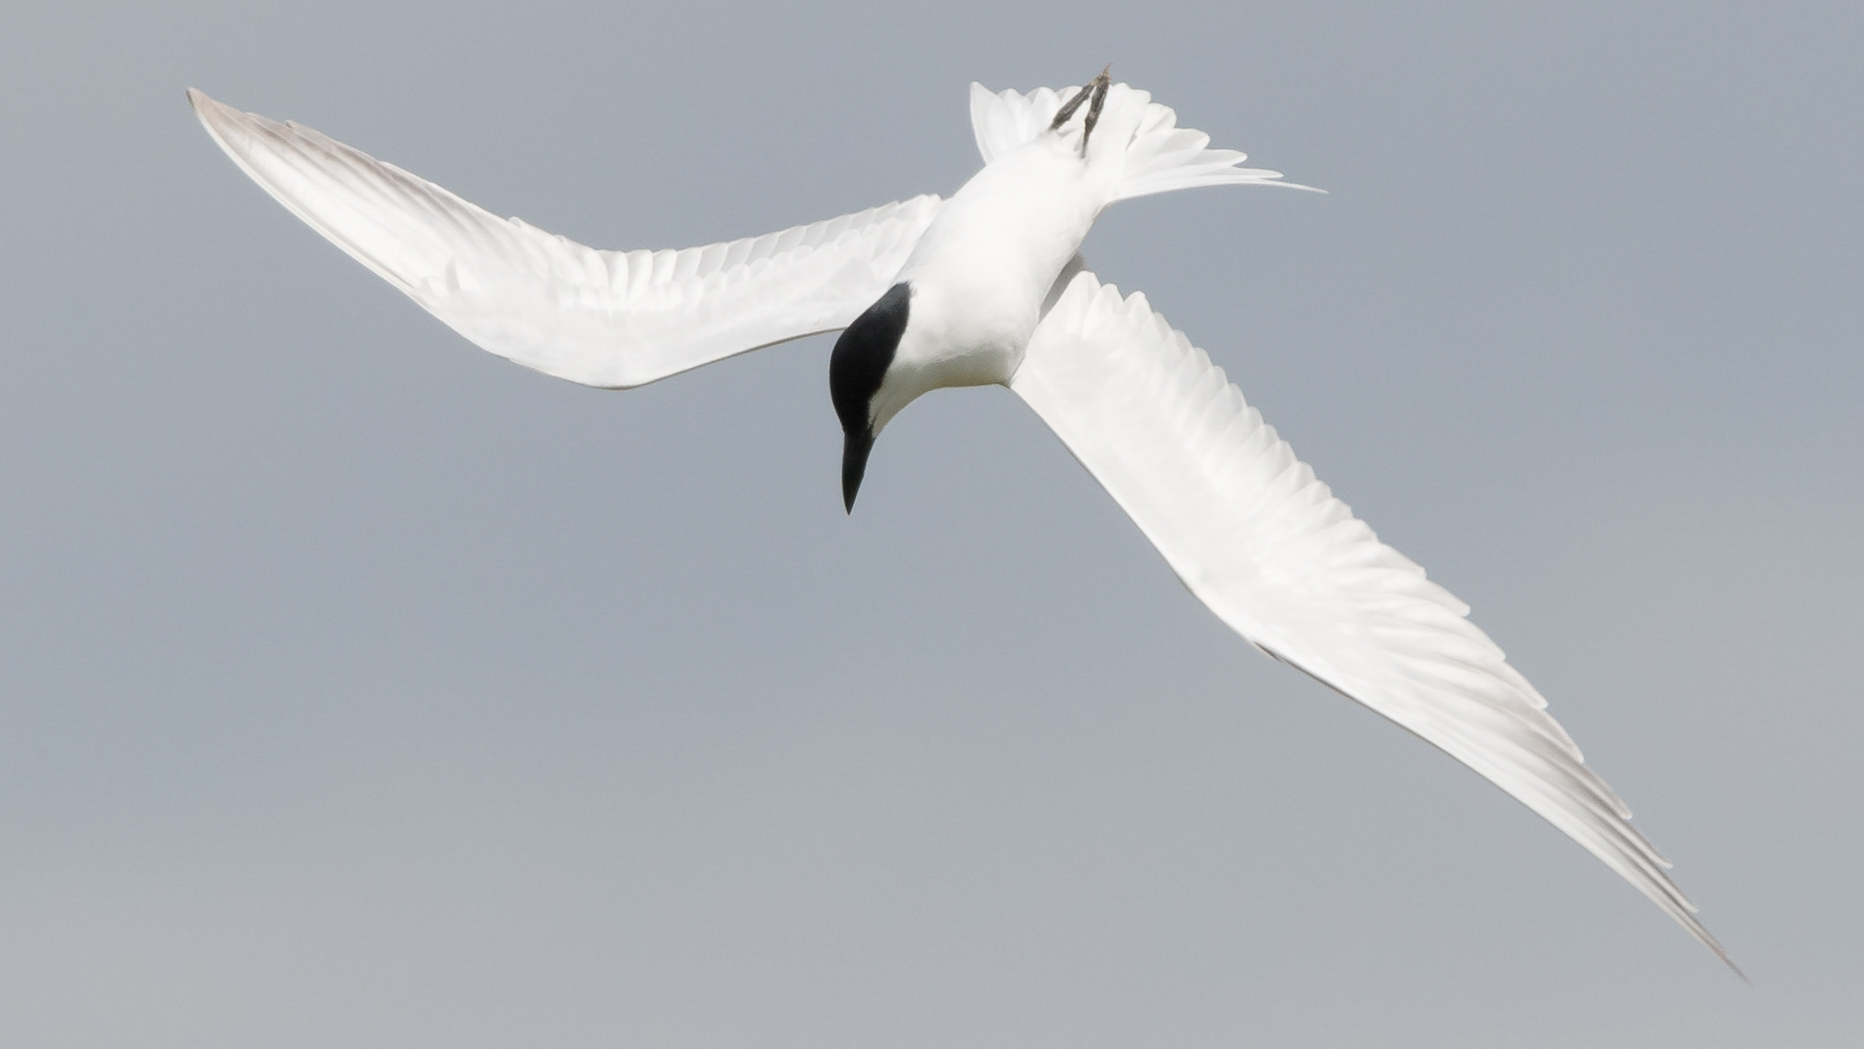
[188,71,1736,971]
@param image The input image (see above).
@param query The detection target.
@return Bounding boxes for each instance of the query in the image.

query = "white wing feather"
[968,83,1310,200]
[1012,272,1735,968]
[189,89,941,389]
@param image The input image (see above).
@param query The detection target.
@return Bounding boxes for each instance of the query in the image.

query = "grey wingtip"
[1707,934,1749,983]
[185,87,230,133]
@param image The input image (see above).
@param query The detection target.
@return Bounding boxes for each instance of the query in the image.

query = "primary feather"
[189,89,940,389]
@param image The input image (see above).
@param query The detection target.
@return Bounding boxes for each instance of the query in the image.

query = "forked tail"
[968,81,1320,201]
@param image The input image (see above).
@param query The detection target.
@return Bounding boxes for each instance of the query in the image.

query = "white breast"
[868,134,1118,430]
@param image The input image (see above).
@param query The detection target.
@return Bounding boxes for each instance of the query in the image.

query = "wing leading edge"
[189,89,941,389]
[1012,271,1736,970]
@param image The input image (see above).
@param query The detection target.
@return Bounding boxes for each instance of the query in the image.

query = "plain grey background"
[2,2,1859,1046]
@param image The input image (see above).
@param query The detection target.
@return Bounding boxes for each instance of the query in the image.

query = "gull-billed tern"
[188,71,1737,971]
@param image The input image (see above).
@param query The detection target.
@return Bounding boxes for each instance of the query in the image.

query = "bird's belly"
[871,136,1109,423]
[897,276,1031,381]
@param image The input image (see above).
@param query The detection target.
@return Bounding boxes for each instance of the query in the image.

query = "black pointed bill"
[829,281,910,512]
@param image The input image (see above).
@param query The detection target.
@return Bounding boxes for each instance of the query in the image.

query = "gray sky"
[2,2,1860,1046]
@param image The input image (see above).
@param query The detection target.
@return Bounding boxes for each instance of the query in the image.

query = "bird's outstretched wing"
[1012,272,1735,968]
[189,89,941,389]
